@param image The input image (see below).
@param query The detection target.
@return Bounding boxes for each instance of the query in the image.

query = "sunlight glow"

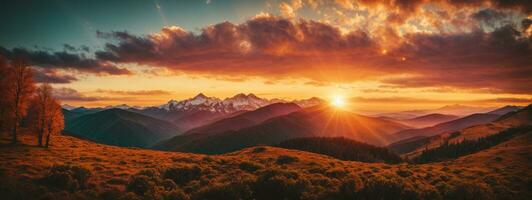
[331,95,346,108]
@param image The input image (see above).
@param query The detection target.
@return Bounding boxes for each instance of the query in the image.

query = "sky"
[0,0,531,112]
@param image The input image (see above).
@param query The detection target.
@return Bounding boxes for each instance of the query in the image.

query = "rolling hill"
[0,126,530,199]
[278,137,402,163]
[65,108,182,147]
[154,105,411,154]
[389,104,532,155]
[395,113,459,128]
[185,102,301,135]
[392,113,501,141]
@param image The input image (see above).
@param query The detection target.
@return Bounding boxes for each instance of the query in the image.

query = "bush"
[40,165,91,191]
[99,189,141,200]
[162,179,178,191]
[126,175,154,195]
[396,169,413,177]
[276,155,299,165]
[253,169,309,200]
[163,165,202,186]
[163,189,190,200]
[194,181,253,200]
[357,177,421,200]
[252,147,267,153]
[443,181,494,200]
[239,161,263,172]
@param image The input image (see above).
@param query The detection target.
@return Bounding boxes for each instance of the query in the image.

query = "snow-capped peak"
[157,93,322,113]
[62,104,77,110]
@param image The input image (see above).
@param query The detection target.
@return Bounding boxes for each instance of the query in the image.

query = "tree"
[44,98,64,148]
[7,58,35,144]
[0,56,12,133]
[30,84,53,146]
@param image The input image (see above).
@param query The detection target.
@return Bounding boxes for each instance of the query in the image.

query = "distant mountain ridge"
[185,102,301,135]
[65,108,182,147]
[394,113,459,128]
[388,104,532,155]
[154,105,411,154]
[62,93,323,131]
[377,104,495,119]
[392,113,501,141]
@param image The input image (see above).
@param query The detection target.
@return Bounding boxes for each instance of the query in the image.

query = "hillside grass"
[0,130,530,200]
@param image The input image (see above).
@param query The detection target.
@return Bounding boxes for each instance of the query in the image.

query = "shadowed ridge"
[185,102,301,135]
[154,105,411,154]
[65,108,182,147]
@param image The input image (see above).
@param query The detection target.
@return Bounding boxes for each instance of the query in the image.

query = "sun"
[331,95,346,108]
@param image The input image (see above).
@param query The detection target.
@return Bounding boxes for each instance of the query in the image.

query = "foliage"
[163,165,202,186]
[278,137,402,163]
[39,165,91,192]
[413,126,532,163]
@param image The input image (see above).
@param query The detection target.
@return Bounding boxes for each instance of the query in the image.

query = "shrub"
[194,181,253,200]
[99,189,141,200]
[137,168,159,179]
[396,169,413,177]
[336,178,363,199]
[239,161,263,172]
[276,155,299,165]
[126,175,154,195]
[357,177,421,200]
[252,147,267,153]
[40,165,91,191]
[325,168,348,178]
[163,188,190,200]
[163,165,202,186]
[253,169,309,200]
[443,181,494,200]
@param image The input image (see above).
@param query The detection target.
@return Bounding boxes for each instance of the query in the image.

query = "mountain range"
[153,105,411,154]
[60,92,527,155]
[376,104,497,119]
[388,105,531,155]
[387,113,459,128]
[64,108,182,147]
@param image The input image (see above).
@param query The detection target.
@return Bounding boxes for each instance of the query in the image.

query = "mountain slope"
[185,103,301,135]
[486,105,523,115]
[65,108,182,147]
[1,128,530,199]
[278,137,402,163]
[392,113,501,141]
[396,113,459,128]
[154,106,411,154]
[389,104,532,155]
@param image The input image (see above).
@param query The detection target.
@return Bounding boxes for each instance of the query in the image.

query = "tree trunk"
[45,132,50,148]
[11,121,17,144]
[37,132,43,147]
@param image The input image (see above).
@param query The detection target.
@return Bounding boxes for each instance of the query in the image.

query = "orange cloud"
[92,13,531,94]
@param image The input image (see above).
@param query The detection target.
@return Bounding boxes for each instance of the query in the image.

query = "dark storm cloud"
[33,68,78,84]
[0,46,131,75]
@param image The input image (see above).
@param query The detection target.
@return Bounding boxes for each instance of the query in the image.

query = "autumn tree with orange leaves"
[30,84,64,147]
[6,58,35,144]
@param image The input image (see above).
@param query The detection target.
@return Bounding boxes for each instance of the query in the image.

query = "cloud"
[33,68,78,84]
[92,14,531,94]
[0,46,131,75]
[94,89,172,96]
[382,25,532,94]
[53,87,101,101]
[351,96,532,105]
